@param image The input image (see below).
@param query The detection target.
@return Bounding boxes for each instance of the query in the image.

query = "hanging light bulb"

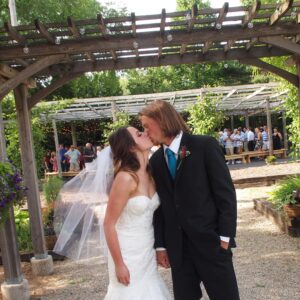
[55,36,61,45]
[133,41,139,49]
[186,13,192,21]
[167,34,173,42]
[80,28,85,35]
[23,46,29,54]
[216,23,222,30]
[247,22,254,29]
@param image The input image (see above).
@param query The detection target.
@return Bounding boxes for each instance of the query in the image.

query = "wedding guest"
[64,145,81,172]
[273,127,283,150]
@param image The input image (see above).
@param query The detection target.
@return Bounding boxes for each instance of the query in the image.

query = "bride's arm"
[103,171,136,286]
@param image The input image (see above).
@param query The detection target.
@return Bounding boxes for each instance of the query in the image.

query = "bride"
[53,126,172,300]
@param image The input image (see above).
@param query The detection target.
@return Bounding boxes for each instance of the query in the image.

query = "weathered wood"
[0,54,65,100]
[296,60,300,121]
[187,4,198,32]
[266,98,274,156]
[70,123,77,147]
[2,23,300,60]
[203,41,212,54]
[67,16,80,38]
[242,0,261,26]
[160,9,166,34]
[14,84,47,258]
[270,0,293,26]
[260,36,300,55]
[97,13,107,36]
[246,37,258,51]
[34,19,55,44]
[4,21,26,45]
[239,57,298,87]
[39,47,289,76]
[52,119,62,175]
[224,39,235,52]
[282,112,288,154]
[131,13,136,37]
[215,2,229,29]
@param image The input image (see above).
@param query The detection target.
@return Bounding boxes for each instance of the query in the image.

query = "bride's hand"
[116,263,130,286]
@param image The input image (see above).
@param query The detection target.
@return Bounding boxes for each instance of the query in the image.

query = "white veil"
[53,146,114,263]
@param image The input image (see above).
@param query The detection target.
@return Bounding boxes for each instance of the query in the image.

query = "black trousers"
[171,234,240,300]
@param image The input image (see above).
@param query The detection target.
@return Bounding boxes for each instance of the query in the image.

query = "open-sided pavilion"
[1,1,300,298]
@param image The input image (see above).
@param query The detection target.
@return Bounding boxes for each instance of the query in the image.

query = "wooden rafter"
[187,4,198,33]
[97,13,107,36]
[215,2,229,29]
[246,37,258,51]
[67,16,80,38]
[203,41,213,54]
[270,0,293,26]
[242,0,261,27]
[34,19,55,44]
[158,9,166,59]
[232,86,266,108]
[131,13,136,37]
[259,35,300,55]
[224,40,235,52]
[4,22,26,45]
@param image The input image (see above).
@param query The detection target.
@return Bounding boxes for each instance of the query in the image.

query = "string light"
[23,46,29,54]
[167,34,173,42]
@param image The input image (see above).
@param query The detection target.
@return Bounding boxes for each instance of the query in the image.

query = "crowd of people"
[43,143,102,173]
[218,125,283,164]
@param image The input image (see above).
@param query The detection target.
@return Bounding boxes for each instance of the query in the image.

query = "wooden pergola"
[42,82,287,121]
[1,0,300,295]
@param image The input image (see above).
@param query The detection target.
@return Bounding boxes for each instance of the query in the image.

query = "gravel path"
[1,161,300,300]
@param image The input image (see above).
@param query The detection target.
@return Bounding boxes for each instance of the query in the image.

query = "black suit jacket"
[150,133,237,267]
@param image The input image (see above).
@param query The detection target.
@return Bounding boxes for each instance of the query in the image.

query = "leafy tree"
[101,112,131,144]
[186,94,227,137]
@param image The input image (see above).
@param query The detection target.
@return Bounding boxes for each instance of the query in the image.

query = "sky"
[101,0,242,15]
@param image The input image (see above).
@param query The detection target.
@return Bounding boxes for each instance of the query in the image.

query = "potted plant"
[269,176,300,218]
[0,162,26,226]
[265,155,277,165]
[42,176,63,249]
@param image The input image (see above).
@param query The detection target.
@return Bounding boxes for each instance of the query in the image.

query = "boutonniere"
[177,145,191,170]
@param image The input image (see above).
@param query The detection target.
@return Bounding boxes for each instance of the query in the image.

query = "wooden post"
[245,113,250,128]
[14,84,47,258]
[0,103,24,284]
[282,111,288,154]
[52,119,62,175]
[111,100,117,122]
[296,60,300,121]
[266,98,273,156]
[230,115,234,130]
[71,123,77,147]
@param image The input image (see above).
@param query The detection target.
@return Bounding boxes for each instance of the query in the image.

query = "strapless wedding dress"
[104,193,172,300]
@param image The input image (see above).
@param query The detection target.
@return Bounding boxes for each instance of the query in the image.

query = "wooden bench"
[224,153,247,164]
[44,171,79,180]
[225,149,287,164]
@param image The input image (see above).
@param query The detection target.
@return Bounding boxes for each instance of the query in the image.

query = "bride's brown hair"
[108,127,152,184]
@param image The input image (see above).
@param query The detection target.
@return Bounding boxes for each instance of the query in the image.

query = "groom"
[139,100,239,300]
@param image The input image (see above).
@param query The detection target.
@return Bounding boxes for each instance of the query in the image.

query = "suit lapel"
[175,133,191,183]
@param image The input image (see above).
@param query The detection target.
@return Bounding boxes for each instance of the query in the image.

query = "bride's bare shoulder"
[113,171,137,191]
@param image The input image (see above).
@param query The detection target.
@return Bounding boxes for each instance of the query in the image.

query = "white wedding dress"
[104,193,172,300]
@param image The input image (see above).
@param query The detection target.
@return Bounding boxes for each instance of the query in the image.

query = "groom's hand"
[156,250,170,268]
[220,240,229,250]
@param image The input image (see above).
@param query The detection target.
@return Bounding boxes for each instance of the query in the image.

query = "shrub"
[265,155,277,165]
[43,176,63,206]
[269,176,300,210]
[14,209,32,251]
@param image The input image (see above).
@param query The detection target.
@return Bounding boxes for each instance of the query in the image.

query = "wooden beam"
[2,23,300,60]
[224,40,235,52]
[242,0,261,27]
[240,57,298,86]
[28,72,82,109]
[202,41,213,54]
[67,16,80,38]
[187,4,198,32]
[233,86,266,108]
[4,21,26,45]
[180,44,187,56]
[246,37,258,51]
[40,47,289,77]
[97,13,108,37]
[260,35,300,55]
[160,9,166,34]
[34,19,55,44]
[0,54,65,100]
[270,0,293,26]
[131,13,136,37]
[0,63,36,87]
[15,58,29,67]
[0,75,6,85]
[111,50,117,61]
[215,2,229,29]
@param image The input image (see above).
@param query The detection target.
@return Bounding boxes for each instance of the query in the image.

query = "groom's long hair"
[139,100,189,138]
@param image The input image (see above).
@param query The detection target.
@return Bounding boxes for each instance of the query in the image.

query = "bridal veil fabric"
[53,146,114,262]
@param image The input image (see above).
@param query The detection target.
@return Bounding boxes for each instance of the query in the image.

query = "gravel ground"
[1,161,300,300]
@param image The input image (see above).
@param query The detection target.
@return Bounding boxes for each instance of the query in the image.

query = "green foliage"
[269,176,300,210]
[265,155,277,164]
[43,176,63,205]
[186,94,227,137]
[101,112,131,144]
[14,209,32,251]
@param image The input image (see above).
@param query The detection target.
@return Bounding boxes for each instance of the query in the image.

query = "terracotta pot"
[45,235,57,250]
[283,204,300,218]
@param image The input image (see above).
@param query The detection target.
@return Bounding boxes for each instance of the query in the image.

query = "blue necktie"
[166,148,177,179]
